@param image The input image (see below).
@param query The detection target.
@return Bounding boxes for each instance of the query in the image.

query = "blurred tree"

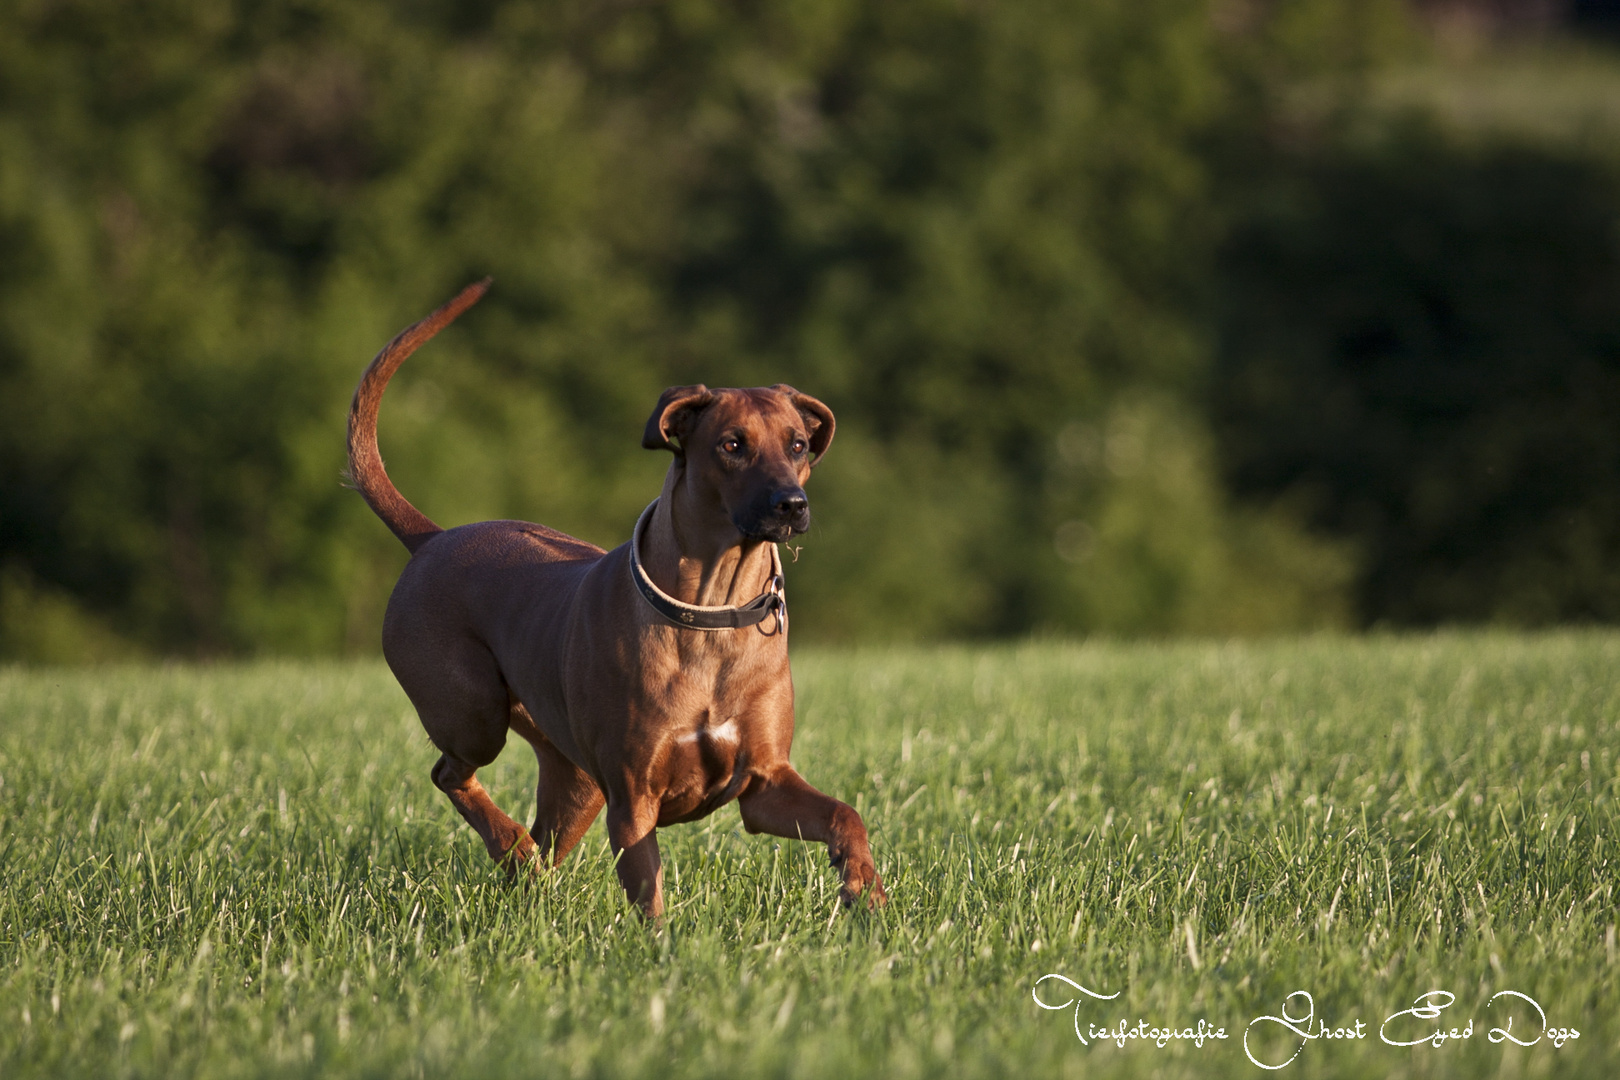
[0,0,672,656]
[1212,120,1620,625]
[514,0,1372,638]
[0,0,1412,658]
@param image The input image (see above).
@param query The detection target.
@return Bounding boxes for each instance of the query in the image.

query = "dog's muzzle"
[737,487,810,542]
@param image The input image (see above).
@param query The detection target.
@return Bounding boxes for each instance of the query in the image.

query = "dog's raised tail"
[346,278,492,554]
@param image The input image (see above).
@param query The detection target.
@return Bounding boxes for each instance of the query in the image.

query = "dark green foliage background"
[2,0,1618,658]
[1213,122,1620,627]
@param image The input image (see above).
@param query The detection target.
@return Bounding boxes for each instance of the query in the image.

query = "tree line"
[2,0,1617,659]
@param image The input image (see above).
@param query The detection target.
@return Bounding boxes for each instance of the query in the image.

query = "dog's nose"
[771,489,809,517]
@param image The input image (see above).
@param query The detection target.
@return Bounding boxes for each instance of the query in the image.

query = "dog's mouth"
[734,508,810,544]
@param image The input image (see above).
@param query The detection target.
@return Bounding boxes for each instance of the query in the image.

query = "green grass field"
[0,633,1615,1078]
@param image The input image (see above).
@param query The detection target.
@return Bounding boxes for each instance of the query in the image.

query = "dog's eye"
[790,439,807,456]
[720,438,742,454]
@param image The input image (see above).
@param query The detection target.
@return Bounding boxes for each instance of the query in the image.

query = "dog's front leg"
[605,801,664,918]
[739,767,886,909]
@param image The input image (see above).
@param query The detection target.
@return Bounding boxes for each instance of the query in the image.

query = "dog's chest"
[633,636,790,825]
[653,711,760,825]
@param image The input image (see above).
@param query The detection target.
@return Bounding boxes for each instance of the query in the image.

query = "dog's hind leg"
[430,754,537,872]
[508,707,604,866]
[389,635,537,873]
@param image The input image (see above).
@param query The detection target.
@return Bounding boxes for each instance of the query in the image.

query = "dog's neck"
[639,466,777,608]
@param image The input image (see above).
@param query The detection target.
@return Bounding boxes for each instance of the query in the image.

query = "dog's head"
[643,384,834,543]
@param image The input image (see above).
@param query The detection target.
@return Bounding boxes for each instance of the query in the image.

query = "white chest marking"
[678,719,739,747]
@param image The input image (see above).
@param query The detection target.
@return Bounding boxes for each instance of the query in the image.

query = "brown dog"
[346,280,885,916]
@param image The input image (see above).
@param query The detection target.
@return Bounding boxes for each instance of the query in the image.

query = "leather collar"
[629,500,785,632]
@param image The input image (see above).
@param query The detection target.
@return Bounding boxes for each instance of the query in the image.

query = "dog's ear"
[642,384,717,455]
[771,384,836,465]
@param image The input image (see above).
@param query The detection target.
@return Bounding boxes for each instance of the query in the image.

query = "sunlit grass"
[0,632,1616,1077]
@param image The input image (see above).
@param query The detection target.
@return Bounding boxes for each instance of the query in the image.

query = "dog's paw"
[497,831,540,882]
[837,864,887,910]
